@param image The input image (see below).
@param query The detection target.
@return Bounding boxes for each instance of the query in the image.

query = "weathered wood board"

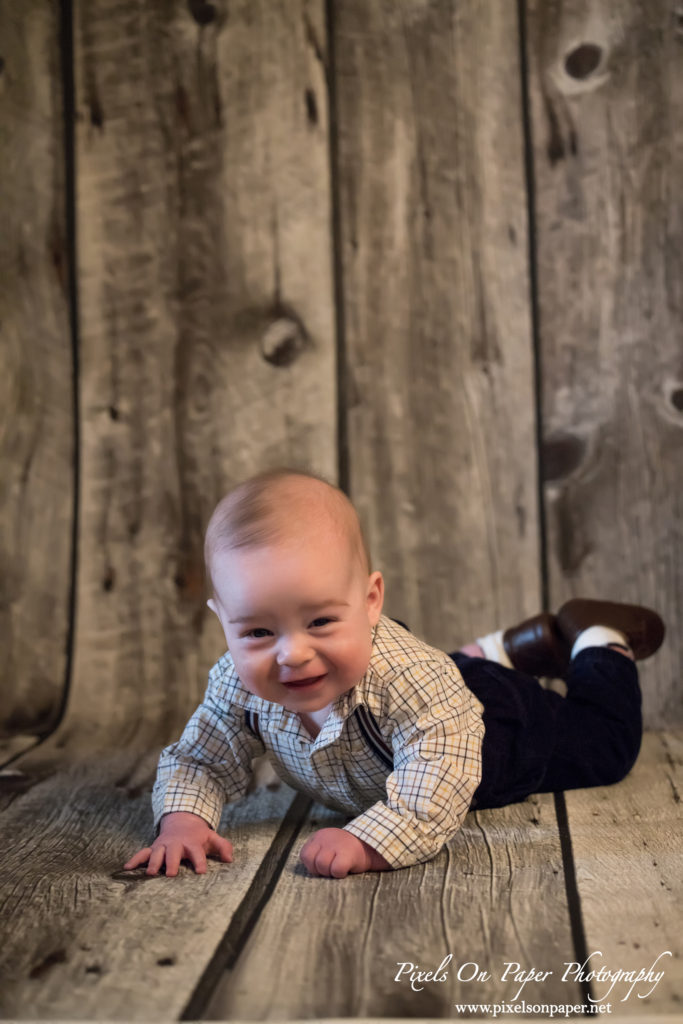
[526,0,683,725]
[565,730,683,1014]
[2,3,681,1022]
[205,794,580,1019]
[0,735,38,768]
[335,0,540,649]
[0,0,74,738]
[70,0,336,745]
[0,748,303,1021]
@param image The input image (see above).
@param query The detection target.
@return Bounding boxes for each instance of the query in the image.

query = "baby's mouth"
[281,674,326,690]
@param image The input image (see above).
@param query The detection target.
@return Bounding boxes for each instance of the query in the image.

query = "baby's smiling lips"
[280,674,326,690]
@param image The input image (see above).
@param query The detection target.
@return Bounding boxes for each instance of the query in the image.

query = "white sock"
[570,625,630,659]
[476,629,513,668]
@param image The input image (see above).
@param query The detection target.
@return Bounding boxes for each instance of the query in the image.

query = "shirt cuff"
[154,784,224,832]
[343,800,450,869]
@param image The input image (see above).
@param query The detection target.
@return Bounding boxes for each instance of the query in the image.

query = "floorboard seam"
[554,791,595,1008]
[180,792,312,1020]
[324,0,349,495]
[516,0,549,610]
[56,0,81,742]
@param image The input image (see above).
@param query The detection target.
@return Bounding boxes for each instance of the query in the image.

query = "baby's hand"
[124,811,233,877]
[299,827,391,878]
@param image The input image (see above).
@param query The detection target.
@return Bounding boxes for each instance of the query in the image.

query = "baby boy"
[125,469,664,879]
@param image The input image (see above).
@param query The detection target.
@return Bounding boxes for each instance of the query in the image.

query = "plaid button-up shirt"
[152,615,484,868]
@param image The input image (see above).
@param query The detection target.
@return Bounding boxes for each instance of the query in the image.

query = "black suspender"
[244,708,261,741]
[244,705,394,770]
[353,705,394,770]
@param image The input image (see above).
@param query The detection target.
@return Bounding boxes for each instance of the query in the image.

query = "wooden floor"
[0,730,681,1021]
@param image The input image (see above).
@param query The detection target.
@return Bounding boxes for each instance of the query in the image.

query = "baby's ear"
[366,570,385,625]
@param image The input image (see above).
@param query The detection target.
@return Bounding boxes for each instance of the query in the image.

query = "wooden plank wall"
[0,1,73,742]
[528,0,683,725]
[337,0,540,648]
[67,0,336,747]
[0,5,680,740]
[0,1,681,1020]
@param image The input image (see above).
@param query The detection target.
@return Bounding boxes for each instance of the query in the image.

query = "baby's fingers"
[163,843,184,877]
[302,841,341,877]
[187,846,208,874]
[146,843,168,876]
[328,851,352,879]
[207,834,234,863]
[313,846,343,878]
[124,847,152,870]
[299,838,322,875]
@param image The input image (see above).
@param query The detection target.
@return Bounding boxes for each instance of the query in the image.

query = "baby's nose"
[276,633,314,666]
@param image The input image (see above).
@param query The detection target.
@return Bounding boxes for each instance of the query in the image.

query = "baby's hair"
[204,468,372,598]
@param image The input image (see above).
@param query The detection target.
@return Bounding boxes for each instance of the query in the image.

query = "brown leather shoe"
[502,612,570,677]
[556,598,665,661]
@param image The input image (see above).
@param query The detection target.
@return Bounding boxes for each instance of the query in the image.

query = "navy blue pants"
[449,647,643,809]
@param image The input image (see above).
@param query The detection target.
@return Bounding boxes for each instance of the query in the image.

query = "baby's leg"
[455,648,642,807]
[531,647,642,792]
[452,654,563,808]
[453,599,664,807]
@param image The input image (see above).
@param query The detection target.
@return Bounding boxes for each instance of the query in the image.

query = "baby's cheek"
[347,647,373,685]
[231,654,267,696]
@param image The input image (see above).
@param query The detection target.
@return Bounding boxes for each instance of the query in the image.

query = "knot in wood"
[541,433,587,483]
[260,317,306,367]
[564,43,603,80]
[188,0,216,25]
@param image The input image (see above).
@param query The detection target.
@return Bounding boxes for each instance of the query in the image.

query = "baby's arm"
[300,660,484,876]
[125,658,265,876]
[124,811,234,876]
[299,827,391,878]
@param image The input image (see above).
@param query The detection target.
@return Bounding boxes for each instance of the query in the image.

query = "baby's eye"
[309,617,335,628]
[245,628,273,639]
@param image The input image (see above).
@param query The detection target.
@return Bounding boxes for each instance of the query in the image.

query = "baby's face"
[207,529,384,715]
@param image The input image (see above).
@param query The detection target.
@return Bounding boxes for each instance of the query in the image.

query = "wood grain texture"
[0,1,73,736]
[0,750,299,1021]
[335,0,540,650]
[526,0,683,724]
[69,0,335,744]
[206,795,579,1019]
[0,735,38,769]
[565,730,683,1014]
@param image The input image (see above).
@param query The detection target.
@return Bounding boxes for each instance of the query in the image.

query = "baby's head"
[204,469,384,713]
